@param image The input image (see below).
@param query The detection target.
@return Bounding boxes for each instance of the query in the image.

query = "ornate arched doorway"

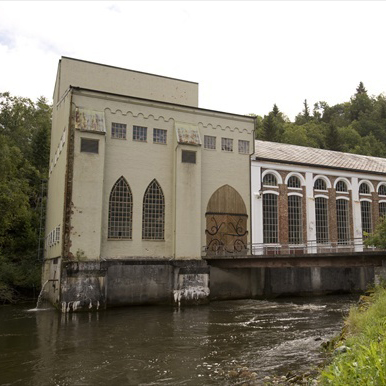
[205,185,248,254]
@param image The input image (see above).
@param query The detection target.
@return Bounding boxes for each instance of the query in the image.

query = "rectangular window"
[315,197,329,243]
[221,138,233,152]
[111,122,127,139]
[204,135,216,150]
[288,195,302,244]
[336,199,350,244]
[238,140,250,154]
[182,150,196,164]
[80,138,99,153]
[153,128,167,144]
[133,125,147,141]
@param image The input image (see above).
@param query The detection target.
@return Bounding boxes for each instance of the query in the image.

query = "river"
[0,295,357,385]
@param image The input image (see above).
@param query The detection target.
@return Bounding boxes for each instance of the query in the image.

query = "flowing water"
[0,295,357,385]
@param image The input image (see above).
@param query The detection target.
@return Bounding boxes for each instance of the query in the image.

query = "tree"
[0,92,51,303]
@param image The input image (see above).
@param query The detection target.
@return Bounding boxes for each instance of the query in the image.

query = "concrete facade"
[43,57,255,311]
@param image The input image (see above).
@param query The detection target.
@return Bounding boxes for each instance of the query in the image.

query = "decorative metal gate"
[205,185,248,255]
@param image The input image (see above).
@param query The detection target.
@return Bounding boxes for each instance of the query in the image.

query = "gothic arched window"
[142,179,165,240]
[108,177,133,239]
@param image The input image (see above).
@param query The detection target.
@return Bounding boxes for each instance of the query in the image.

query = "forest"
[1,82,386,303]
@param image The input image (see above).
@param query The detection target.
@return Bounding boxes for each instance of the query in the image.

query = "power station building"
[43,57,255,310]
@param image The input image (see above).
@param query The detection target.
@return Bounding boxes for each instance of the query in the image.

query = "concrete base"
[42,258,376,312]
[210,266,375,300]
[42,258,210,312]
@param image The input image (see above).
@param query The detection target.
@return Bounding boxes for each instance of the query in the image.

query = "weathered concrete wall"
[210,266,375,300]
[58,259,210,312]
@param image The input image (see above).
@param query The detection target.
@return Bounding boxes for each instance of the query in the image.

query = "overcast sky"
[0,1,385,120]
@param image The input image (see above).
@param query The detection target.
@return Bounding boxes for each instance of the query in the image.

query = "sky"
[0,1,385,121]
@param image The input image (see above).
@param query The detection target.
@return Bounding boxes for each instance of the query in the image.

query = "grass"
[320,286,386,385]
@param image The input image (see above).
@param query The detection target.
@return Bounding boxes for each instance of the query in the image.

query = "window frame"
[133,125,147,142]
[111,122,127,139]
[238,140,250,154]
[221,137,233,152]
[204,135,216,150]
[153,128,167,144]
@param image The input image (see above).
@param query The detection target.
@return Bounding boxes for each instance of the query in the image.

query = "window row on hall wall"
[107,122,250,154]
[108,177,165,241]
[261,170,386,245]
[262,170,386,197]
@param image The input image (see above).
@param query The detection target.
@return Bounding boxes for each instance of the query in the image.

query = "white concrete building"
[43,57,255,310]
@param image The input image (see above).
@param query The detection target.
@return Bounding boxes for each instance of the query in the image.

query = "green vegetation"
[255,82,386,157]
[320,285,386,385]
[0,92,51,303]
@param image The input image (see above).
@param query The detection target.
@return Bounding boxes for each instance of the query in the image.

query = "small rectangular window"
[111,122,127,139]
[204,135,216,150]
[80,138,99,153]
[221,138,233,152]
[182,150,196,164]
[153,128,167,144]
[238,140,250,154]
[133,125,147,141]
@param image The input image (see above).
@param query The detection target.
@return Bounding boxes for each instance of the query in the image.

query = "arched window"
[361,201,372,236]
[288,176,301,188]
[315,197,329,243]
[359,182,370,194]
[288,195,302,244]
[336,199,350,244]
[142,179,165,240]
[378,185,386,196]
[108,177,133,239]
[263,193,278,243]
[314,178,327,191]
[336,181,348,192]
[263,173,277,187]
[379,202,386,218]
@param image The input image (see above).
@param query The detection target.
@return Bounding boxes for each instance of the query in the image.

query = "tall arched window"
[108,177,133,239]
[314,178,327,190]
[336,181,348,192]
[263,193,278,243]
[315,197,329,243]
[361,201,372,236]
[142,179,165,240]
[263,173,277,187]
[378,185,386,196]
[359,183,371,194]
[288,176,301,188]
[288,195,302,244]
[336,199,350,244]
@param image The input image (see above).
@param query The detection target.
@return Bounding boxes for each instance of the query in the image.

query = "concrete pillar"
[251,164,263,254]
[351,177,363,252]
[305,172,316,253]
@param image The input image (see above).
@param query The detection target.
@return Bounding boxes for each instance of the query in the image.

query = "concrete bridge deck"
[204,250,386,269]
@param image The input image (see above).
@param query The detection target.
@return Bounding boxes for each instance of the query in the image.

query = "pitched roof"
[254,140,386,174]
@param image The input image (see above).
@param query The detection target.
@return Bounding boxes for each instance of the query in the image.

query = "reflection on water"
[0,295,357,385]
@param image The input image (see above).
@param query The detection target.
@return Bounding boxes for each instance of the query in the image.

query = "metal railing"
[202,238,383,258]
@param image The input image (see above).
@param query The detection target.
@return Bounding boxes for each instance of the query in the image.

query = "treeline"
[254,82,386,157]
[0,92,51,303]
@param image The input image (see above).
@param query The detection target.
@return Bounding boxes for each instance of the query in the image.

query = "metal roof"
[254,140,386,174]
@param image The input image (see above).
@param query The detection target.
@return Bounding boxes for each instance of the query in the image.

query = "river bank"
[317,285,386,385]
